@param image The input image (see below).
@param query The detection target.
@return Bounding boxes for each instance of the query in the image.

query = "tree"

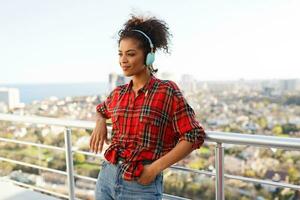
[0,162,15,176]
[257,117,268,129]
[272,125,283,135]
[288,167,300,184]
[282,123,298,134]
[74,153,85,164]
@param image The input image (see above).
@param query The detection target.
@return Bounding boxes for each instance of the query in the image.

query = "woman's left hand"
[137,164,159,185]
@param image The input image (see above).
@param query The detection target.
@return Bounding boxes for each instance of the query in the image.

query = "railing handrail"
[206,131,300,150]
[1,113,300,150]
[3,133,299,189]
[0,113,96,129]
[1,113,300,200]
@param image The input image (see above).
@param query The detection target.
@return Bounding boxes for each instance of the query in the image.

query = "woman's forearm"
[96,111,106,121]
[151,140,194,174]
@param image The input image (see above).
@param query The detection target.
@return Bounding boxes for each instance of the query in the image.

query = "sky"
[1,0,300,84]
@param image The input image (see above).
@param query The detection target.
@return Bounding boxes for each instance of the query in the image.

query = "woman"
[90,14,205,200]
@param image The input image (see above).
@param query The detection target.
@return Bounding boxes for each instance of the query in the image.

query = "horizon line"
[1,77,300,85]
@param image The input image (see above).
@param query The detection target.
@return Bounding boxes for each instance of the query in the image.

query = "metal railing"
[1,113,300,200]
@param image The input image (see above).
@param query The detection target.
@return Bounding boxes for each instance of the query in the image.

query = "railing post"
[64,128,75,200]
[215,142,225,200]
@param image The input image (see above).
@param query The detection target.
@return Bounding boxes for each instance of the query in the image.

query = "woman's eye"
[118,53,135,57]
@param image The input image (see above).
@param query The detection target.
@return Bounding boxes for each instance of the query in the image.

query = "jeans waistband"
[116,157,153,165]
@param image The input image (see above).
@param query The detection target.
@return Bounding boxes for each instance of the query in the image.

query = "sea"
[1,82,108,104]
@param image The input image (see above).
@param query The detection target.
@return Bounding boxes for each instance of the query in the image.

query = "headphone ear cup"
[146,52,155,66]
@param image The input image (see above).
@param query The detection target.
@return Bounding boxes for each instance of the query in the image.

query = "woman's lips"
[122,66,130,71]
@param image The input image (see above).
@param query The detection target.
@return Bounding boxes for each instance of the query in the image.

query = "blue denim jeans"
[95,160,163,200]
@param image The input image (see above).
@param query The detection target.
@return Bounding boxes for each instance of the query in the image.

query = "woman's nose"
[120,55,128,63]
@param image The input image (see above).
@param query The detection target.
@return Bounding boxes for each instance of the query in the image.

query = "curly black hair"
[118,14,172,73]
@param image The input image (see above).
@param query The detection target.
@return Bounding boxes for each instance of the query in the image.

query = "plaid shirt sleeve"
[96,89,115,119]
[171,82,205,149]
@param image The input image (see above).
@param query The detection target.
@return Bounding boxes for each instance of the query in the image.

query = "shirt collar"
[126,75,156,94]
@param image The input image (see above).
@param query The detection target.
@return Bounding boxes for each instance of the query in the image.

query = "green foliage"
[197,146,211,159]
[257,117,268,129]
[72,129,88,138]
[74,163,99,178]
[199,146,210,154]
[282,123,299,134]
[188,159,205,169]
[0,131,14,138]
[244,169,256,178]
[74,153,85,164]
[43,133,65,147]
[21,133,39,143]
[225,147,243,156]
[47,152,66,171]
[0,162,15,176]
[288,167,300,184]
[227,124,244,133]
[284,95,300,105]
[272,125,283,135]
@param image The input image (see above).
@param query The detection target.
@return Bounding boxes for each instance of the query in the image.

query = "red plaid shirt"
[96,75,205,180]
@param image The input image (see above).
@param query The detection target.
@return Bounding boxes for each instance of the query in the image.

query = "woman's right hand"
[89,118,109,153]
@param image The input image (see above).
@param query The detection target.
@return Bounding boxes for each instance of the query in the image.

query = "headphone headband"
[131,29,154,49]
[131,29,155,67]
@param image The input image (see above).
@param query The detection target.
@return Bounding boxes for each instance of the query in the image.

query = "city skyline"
[1,0,300,84]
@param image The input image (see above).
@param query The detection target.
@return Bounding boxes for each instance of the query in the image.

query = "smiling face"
[118,38,147,77]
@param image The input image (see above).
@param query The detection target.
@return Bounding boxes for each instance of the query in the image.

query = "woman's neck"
[131,69,151,92]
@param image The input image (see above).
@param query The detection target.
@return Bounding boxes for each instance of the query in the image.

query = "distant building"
[13,127,27,137]
[0,102,8,113]
[262,86,274,96]
[179,74,197,94]
[108,73,130,91]
[261,79,299,95]
[265,170,289,182]
[0,87,21,109]
[280,79,297,92]
[158,72,176,81]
